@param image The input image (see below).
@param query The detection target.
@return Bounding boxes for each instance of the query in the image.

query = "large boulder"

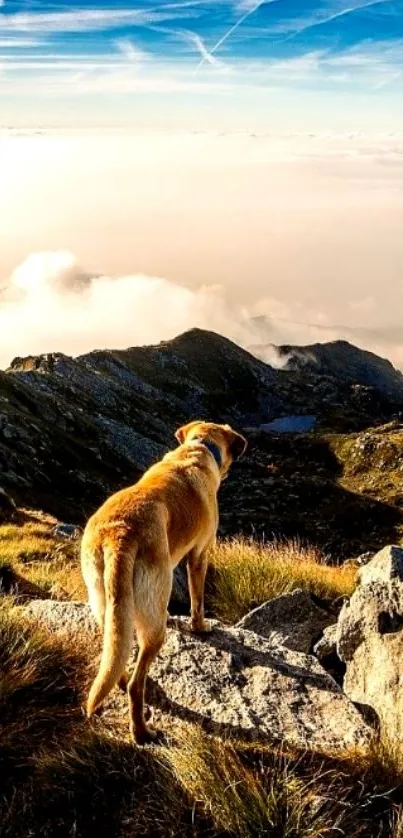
[235,589,335,654]
[24,600,372,754]
[337,545,403,740]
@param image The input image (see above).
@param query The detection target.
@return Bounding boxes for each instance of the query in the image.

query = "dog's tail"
[87,543,136,717]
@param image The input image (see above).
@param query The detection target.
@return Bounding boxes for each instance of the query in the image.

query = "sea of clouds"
[1,130,403,369]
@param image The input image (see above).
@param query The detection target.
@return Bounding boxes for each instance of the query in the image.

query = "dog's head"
[175,420,247,478]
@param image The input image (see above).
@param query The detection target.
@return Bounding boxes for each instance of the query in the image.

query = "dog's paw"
[131,723,159,746]
[190,618,213,634]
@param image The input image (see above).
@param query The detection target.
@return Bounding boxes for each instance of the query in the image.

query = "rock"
[358,544,403,586]
[25,600,99,635]
[0,486,16,521]
[313,624,338,661]
[337,545,403,741]
[52,523,82,540]
[23,601,372,754]
[354,551,374,568]
[235,589,334,654]
[313,624,345,687]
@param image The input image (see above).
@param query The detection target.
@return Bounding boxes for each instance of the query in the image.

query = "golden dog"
[81,420,247,744]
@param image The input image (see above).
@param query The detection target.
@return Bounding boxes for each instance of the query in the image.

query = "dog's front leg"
[187,548,210,633]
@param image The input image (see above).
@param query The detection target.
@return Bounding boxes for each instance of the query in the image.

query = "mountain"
[276,340,403,402]
[2,328,403,557]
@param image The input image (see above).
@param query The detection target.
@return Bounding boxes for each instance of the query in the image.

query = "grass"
[329,429,403,510]
[207,538,357,624]
[0,510,86,600]
[0,553,402,837]
[0,515,356,626]
[165,728,347,838]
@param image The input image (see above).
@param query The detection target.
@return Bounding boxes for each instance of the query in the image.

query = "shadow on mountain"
[219,432,403,560]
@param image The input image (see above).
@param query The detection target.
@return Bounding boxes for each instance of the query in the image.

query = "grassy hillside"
[221,424,403,558]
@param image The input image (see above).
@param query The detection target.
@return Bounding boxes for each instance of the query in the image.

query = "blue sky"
[0,0,402,127]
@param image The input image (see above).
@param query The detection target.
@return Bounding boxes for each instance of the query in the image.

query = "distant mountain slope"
[1,328,403,536]
[276,340,403,402]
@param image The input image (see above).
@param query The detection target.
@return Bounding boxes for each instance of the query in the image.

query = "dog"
[81,420,247,744]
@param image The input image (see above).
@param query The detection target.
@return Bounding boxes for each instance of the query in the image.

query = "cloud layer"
[1,130,402,369]
[0,250,288,368]
[2,247,403,373]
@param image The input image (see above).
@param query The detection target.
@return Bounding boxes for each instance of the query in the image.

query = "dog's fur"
[81,420,247,744]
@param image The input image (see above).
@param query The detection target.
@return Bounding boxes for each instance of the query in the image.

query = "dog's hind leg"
[187,546,210,633]
[128,555,172,745]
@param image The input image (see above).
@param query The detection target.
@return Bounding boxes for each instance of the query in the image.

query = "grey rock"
[354,551,374,568]
[25,600,99,635]
[52,523,82,540]
[313,624,338,661]
[337,546,403,741]
[358,544,403,586]
[23,601,372,754]
[235,589,334,654]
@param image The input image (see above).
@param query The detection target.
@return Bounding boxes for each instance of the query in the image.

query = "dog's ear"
[175,421,200,444]
[226,429,247,461]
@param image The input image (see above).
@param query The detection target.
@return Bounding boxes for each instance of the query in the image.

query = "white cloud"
[0,60,233,95]
[115,38,150,62]
[3,247,403,371]
[0,37,44,47]
[0,7,199,34]
[0,250,286,368]
[266,51,324,78]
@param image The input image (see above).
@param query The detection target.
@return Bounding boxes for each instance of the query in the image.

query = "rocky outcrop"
[235,589,334,654]
[24,600,372,754]
[337,545,403,740]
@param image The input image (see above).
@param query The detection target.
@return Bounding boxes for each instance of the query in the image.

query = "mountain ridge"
[2,327,403,556]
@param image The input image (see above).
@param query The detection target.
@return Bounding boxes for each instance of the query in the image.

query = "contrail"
[282,0,392,43]
[187,30,225,67]
[195,0,274,70]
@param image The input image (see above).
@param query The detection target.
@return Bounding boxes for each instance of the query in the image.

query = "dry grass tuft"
[164,727,340,838]
[0,510,86,600]
[207,538,357,623]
